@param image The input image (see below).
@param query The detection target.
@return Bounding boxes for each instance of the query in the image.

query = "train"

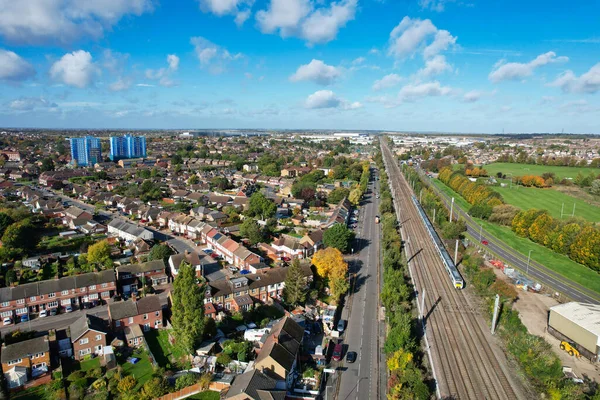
[412,195,465,289]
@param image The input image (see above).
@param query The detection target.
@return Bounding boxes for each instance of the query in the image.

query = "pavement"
[419,169,600,305]
[334,175,385,400]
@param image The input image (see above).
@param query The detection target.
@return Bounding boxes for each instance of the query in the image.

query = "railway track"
[381,141,524,400]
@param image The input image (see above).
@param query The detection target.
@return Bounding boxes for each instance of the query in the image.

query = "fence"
[156,382,228,400]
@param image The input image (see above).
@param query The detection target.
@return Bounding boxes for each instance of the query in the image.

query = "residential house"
[108,219,154,242]
[69,314,109,360]
[254,316,304,389]
[1,336,50,390]
[224,369,283,400]
[271,236,305,260]
[108,294,163,331]
[168,250,217,279]
[299,229,324,258]
[116,259,167,295]
[62,206,93,228]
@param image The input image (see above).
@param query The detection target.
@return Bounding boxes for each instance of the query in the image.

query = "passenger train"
[412,196,464,289]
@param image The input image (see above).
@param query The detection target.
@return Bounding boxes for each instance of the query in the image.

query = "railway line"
[381,141,525,400]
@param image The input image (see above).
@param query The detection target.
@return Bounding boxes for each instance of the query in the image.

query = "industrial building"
[548,302,600,361]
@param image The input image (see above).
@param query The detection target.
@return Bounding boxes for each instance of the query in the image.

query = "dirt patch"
[553,185,600,208]
[489,266,600,381]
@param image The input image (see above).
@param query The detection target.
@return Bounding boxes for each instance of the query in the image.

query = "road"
[335,172,385,400]
[420,171,600,304]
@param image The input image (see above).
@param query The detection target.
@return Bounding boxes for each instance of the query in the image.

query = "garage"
[548,302,600,362]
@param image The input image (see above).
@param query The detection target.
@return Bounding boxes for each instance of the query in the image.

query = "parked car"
[332,343,343,361]
[228,266,238,273]
[346,351,358,363]
[337,319,346,333]
[49,308,57,316]
[3,317,12,326]
[39,310,48,318]
[64,305,73,313]
[20,314,29,323]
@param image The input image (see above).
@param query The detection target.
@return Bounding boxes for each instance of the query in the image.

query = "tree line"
[438,167,504,208]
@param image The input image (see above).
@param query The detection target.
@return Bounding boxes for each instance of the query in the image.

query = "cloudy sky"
[0,0,598,133]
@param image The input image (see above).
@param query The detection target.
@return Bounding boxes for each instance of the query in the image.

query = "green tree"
[86,240,112,268]
[175,374,197,390]
[148,244,173,263]
[211,177,230,191]
[188,175,200,185]
[0,213,14,237]
[283,259,307,306]
[330,275,350,303]
[239,218,264,245]
[247,192,277,220]
[171,262,206,353]
[1,221,35,251]
[441,220,467,240]
[140,377,168,400]
[327,187,349,204]
[40,158,55,172]
[348,188,362,205]
[323,223,355,253]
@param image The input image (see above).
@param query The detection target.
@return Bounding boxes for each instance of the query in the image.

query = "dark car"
[346,351,357,363]
[48,308,57,316]
[332,343,343,361]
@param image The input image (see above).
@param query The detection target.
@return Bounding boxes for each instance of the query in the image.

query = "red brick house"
[108,295,163,332]
[69,314,109,360]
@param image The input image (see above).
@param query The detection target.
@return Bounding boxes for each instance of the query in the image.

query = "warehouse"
[548,302,600,362]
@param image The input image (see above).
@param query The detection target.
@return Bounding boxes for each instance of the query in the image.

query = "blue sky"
[0,0,598,133]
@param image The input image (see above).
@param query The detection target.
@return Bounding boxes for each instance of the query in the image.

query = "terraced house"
[0,270,116,320]
[1,336,51,390]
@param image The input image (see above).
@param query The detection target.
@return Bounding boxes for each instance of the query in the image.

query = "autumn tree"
[348,188,362,205]
[171,262,206,353]
[528,213,556,244]
[87,240,112,269]
[570,227,600,272]
[312,248,349,302]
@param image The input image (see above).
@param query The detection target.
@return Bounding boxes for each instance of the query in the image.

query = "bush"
[67,371,85,382]
[86,367,103,379]
[469,203,493,219]
[175,373,198,390]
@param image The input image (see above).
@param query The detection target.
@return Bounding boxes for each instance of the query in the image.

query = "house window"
[115,321,121,327]
[95,335,102,341]
[95,345,102,352]
[61,290,70,295]
[47,301,58,308]
[8,359,22,366]
[80,338,89,345]
[30,296,36,301]
[102,283,108,288]
[143,313,148,320]
[16,307,27,314]
[101,291,110,297]
[79,349,91,356]
[234,282,241,288]
[16,299,25,305]
[89,285,96,290]
[0,301,9,307]
[143,323,150,332]
[89,294,98,300]
[80,288,86,292]
[48,293,56,298]
[154,320,161,328]
[128,317,133,324]
[61,299,72,306]
[155,311,160,317]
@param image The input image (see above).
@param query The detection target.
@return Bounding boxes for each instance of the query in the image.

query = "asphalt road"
[419,169,600,304]
[336,174,384,400]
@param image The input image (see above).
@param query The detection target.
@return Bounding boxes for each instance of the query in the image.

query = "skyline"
[0,1,599,133]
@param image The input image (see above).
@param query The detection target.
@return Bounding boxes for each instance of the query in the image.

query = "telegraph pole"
[454,239,459,264]
[449,197,454,222]
[491,294,500,335]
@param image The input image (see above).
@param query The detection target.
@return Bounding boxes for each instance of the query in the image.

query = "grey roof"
[1,336,50,363]
[108,295,161,321]
[225,369,277,400]
[108,219,153,238]
[255,316,303,373]
[69,314,108,343]
[117,259,165,275]
[256,390,287,400]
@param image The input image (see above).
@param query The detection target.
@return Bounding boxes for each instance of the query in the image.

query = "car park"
[332,343,343,361]
[346,351,357,363]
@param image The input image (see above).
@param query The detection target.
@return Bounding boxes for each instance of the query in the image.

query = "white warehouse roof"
[550,302,600,344]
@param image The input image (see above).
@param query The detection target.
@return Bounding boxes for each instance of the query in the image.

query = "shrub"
[86,367,103,379]
[67,371,85,382]
[175,373,197,390]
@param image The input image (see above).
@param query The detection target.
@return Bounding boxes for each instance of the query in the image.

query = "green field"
[483,163,600,180]
[431,179,600,295]
[494,186,600,222]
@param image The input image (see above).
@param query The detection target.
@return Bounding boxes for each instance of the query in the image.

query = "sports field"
[483,163,600,180]
[494,186,600,222]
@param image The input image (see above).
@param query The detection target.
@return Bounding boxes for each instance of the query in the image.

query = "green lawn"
[80,357,101,371]
[121,351,154,389]
[493,185,600,222]
[431,179,600,296]
[187,391,220,400]
[482,162,600,181]
[145,329,187,368]
[11,385,46,400]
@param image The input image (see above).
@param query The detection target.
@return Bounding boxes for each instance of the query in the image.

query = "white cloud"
[304,89,361,110]
[372,73,402,91]
[49,50,98,88]
[463,90,481,103]
[191,36,242,74]
[145,54,179,87]
[256,0,356,45]
[352,57,365,65]
[0,49,36,82]
[489,51,569,83]
[368,48,380,55]
[290,59,341,85]
[419,0,455,12]
[548,63,600,94]
[0,0,154,45]
[418,55,452,77]
[197,0,253,27]
[109,77,133,91]
[388,16,456,59]
[9,97,58,111]
[136,83,154,87]
[398,81,451,100]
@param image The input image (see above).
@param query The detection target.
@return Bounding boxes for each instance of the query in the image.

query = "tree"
[117,376,136,393]
[87,240,112,268]
[171,262,206,353]
[199,372,212,390]
[312,248,348,279]
[348,188,362,205]
[187,175,200,185]
[240,218,264,245]
[247,192,277,220]
[175,374,197,390]
[441,220,467,240]
[1,221,35,251]
[0,213,14,237]
[148,244,173,263]
[140,377,168,400]
[330,275,349,302]
[40,158,55,172]
[283,259,307,306]
[327,187,349,204]
[323,223,355,253]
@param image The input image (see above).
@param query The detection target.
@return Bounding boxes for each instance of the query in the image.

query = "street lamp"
[526,250,532,275]
[479,223,483,242]
[507,173,513,189]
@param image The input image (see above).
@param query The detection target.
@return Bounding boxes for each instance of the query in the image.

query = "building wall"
[73,331,107,360]
[255,356,287,381]
[1,351,50,372]
[549,310,598,355]
[114,309,163,331]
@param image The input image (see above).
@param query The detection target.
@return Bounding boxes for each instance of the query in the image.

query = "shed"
[548,302,600,358]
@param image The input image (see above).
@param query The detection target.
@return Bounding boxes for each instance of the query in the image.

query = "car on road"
[39,309,48,318]
[64,305,73,313]
[346,351,357,363]
[332,343,343,361]
[337,319,345,333]
[20,314,29,323]
[481,240,489,245]
[3,317,12,326]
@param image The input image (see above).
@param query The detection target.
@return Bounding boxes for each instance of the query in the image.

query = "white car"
[2,317,12,326]
[65,305,73,313]
[39,310,48,318]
